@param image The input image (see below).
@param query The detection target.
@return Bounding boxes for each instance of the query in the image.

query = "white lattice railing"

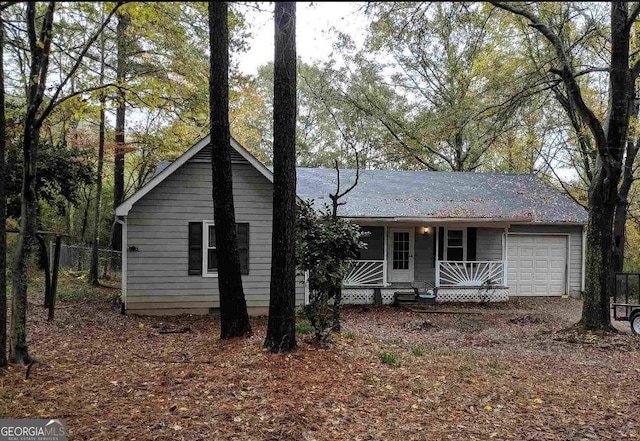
[436,260,506,288]
[343,260,385,286]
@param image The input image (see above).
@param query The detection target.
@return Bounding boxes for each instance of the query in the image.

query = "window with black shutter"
[191,221,250,276]
[188,222,203,275]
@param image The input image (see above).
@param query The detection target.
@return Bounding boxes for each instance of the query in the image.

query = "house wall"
[414,227,435,285]
[507,224,583,296]
[125,156,305,316]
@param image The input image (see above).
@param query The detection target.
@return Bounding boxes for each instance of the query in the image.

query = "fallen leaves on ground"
[1,291,639,441]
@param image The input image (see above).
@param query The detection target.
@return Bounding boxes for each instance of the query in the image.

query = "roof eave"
[342,216,587,225]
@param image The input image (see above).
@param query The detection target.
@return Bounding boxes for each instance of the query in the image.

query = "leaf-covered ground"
[2,286,640,440]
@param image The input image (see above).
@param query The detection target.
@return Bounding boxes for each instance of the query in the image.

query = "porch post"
[503,228,508,286]
[382,225,388,286]
[435,228,440,287]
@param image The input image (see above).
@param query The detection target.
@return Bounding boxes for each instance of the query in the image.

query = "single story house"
[115,135,588,315]
[296,168,588,305]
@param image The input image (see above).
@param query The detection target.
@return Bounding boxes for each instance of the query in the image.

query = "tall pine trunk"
[110,11,129,270]
[89,28,107,286]
[264,2,297,353]
[209,1,251,339]
[0,10,7,368]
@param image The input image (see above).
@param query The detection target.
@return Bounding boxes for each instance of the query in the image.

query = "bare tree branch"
[37,1,124,126]
[489,1,606,149]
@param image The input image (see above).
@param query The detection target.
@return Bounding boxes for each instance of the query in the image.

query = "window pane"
[208,226,216,248]
[207,249,218,271]
[393,232,409,270]
[447,230,463,247]
[447,247,463,261]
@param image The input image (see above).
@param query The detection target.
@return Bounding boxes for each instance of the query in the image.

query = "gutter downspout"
[116,216,127,314]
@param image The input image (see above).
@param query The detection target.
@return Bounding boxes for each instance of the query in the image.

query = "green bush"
[296,199,367,341]
[411,346,424,356]
[378,351,397,365]
[296,322,314,335]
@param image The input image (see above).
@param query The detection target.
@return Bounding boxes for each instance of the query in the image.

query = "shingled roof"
[296,168,588,224]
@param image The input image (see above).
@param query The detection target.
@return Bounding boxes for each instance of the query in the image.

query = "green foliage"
[378,351,397,365]
[6,139,94,220]
[344,331,355,340]
[411,346,423,357]
[107,291,122,308]
[296,199,367,341]
[295,322,314,335]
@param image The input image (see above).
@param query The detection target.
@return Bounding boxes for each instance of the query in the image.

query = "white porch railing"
[343,260,385,286]
[436,260,506,287]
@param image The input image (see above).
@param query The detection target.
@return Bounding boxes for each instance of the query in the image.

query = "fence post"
[49,240,54,274]
[48,235,62,321]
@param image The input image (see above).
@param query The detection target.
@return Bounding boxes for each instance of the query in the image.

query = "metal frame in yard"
[613,272,640,334]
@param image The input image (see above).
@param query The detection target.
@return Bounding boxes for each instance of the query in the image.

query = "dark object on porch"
[393,282,437,307]
[373,287,382,306]
[613,272,640,335]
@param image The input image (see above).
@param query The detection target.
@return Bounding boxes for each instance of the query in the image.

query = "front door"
[388,228,414,283]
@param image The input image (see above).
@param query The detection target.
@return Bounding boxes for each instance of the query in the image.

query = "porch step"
[393,291,436,307]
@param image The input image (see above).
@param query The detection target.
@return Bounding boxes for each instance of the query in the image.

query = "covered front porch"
[342,223,510,304]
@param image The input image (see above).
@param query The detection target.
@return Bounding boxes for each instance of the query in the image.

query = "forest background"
[4,1,640,273]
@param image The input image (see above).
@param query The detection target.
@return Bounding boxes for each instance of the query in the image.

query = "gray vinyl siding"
[476,228,504,261]
[414,227,435,285]
[507,224,583,295]
[126,157,305,310]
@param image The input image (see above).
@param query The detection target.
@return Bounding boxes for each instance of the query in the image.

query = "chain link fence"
[52,243,121,277]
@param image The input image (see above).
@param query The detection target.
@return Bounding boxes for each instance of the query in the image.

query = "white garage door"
[507,235,567,296]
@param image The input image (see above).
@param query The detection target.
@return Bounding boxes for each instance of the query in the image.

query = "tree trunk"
[11,123,38,365]
[89,29,107,286]
[580,163,620,330]
[10,1,55,365]
[265,2,297,353]
[110,10,129,269]
[0,10,6,368]
[36,234,51,307]
[613,138,638,274]
[79,186,91,243]
[209,1,251,339]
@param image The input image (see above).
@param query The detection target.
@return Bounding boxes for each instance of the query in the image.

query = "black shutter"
[434,226,444,267]
[188,222,203,275]
[467,227,477,261]
[237,223,250,275]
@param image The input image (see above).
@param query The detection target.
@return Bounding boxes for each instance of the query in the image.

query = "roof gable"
[115,135,273,216]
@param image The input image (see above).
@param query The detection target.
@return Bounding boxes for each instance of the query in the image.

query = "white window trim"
[202,221,218,278]
[444,227,467,261]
